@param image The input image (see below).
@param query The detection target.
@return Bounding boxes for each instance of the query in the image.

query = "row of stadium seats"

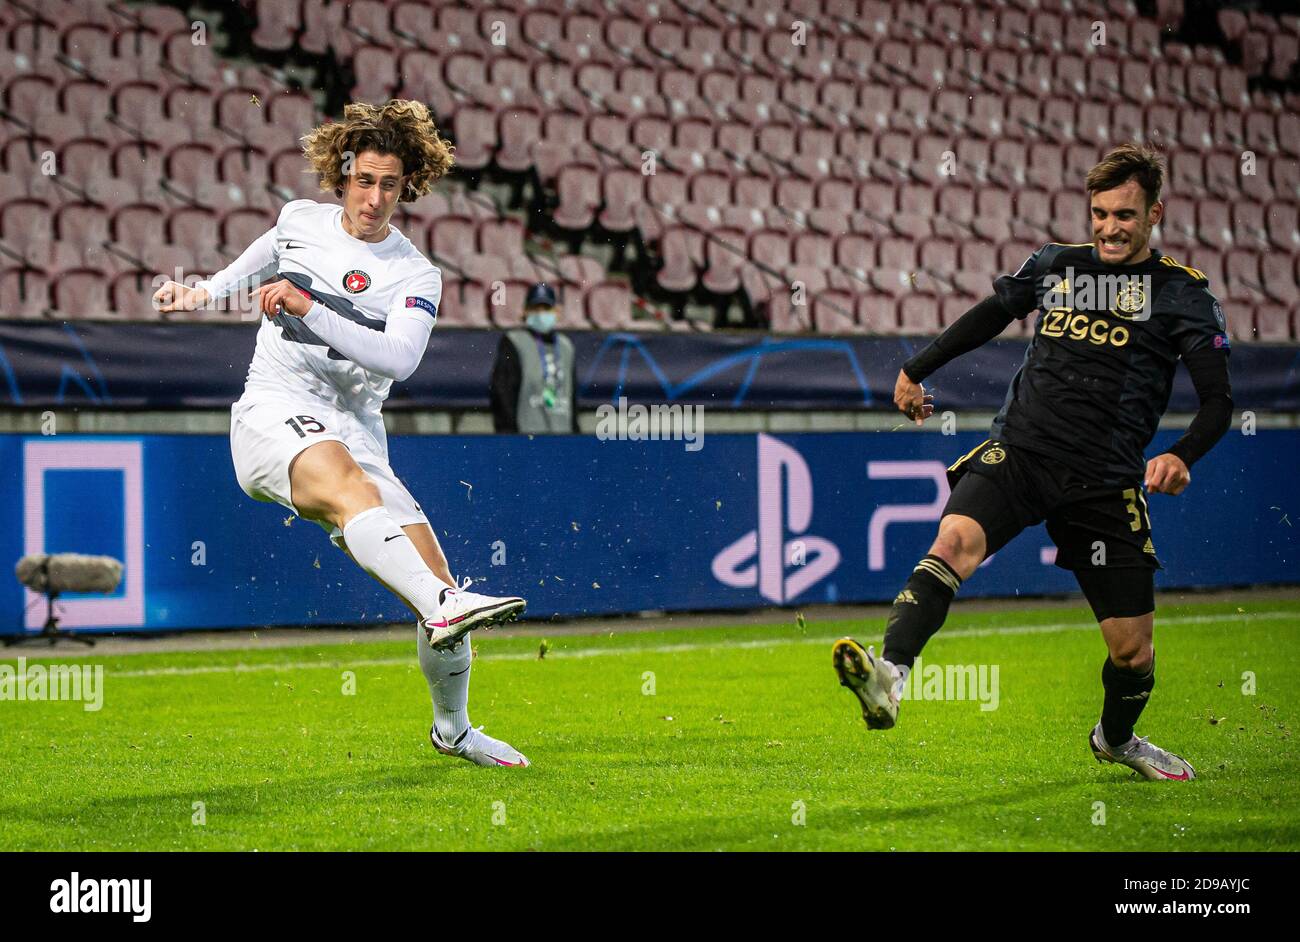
[4,102,1298,220]
[1217,7,1300,82]
[4,262,1295,341]
[0,264,652,330]
[4,170,1298,305]
[241,0,1290,80]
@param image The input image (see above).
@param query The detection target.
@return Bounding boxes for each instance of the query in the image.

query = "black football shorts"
[942,439,1162,573]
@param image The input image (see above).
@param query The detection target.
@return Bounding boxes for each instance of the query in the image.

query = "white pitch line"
[105,610,1297,679]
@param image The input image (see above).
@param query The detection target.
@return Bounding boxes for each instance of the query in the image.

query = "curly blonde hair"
[300,99,455,202]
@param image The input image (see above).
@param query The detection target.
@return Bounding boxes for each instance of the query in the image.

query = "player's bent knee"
[931,515,987,576]
[1104,627,1154,672]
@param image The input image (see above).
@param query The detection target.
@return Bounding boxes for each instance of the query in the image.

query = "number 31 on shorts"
[1122,487,1151,532]
[284,415,326,438]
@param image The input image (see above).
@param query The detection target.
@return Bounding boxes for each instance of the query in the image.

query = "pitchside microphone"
[10,553,124,647]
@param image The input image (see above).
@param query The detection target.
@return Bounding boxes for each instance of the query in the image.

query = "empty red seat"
[1254,304,1291,342]
[429,216,477,265]
[1259,255,1300,307]
[701,229,745,296]
[812,290,857,334]
[50,268,111,319]
[1196,200,1233,248]
[1225,249,1264,302]
[856,293,898,335]
[437,281,491,328]
[587,281,633,330]
[0,268,50,319]
[553,164,602,237]
[656,226,702,294]
[898,295,942,335]
[1266,204,1300,252]
[453,106,498,172]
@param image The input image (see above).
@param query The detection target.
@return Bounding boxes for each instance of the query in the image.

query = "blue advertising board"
[2,321,1298,412]
[1,429,1296,635]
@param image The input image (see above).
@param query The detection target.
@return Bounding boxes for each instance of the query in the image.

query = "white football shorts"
[229,394,428,543]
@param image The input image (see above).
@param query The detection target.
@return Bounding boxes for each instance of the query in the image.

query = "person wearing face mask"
[489,282,578,433]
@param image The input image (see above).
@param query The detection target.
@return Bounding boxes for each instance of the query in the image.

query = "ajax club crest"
[1111,279,1147,320]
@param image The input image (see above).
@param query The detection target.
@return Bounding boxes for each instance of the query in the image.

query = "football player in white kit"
[153,100,531,767]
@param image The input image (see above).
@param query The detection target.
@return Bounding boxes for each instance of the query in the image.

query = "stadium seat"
[553,164,602,239]
[429,216,477,266]
[701,230,745,296]
[586,281,634,331]
[1225,249,1265,303]
[50,267,111,319]
[811,289,856,334]
[767,283,813,334]
[656,227,703,294]
[1267,204,1300,253]
[898,295,942,335]
[495,108,541,175]
[856,293,899,335]
[452,106,498,173]
[437,280,491,329]
[1260,255,1300,307]
[250,0,300,52]
[1196,200,1234,248]
[109,271,165,320]
[1254,304,1291,342]
[0,267,50,319]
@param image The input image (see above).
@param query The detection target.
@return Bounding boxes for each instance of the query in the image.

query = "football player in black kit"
[833,143,1233,780]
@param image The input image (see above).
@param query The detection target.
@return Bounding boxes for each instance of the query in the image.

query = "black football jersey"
[989,243,1231,485]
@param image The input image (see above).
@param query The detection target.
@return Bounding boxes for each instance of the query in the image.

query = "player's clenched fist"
[1145,453,1190,495]
[253,280,312,318]
[152,281,211,313]
[894,369,934,426]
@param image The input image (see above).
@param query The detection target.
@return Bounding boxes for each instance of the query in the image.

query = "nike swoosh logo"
[283,241,305,250]
[449,667,470,676]
[384,534,404,542]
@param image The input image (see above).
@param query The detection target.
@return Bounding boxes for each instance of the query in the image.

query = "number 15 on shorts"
[284,415,326,438]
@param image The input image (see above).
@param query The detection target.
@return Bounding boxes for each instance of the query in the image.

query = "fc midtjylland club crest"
[1111,279,1147,319]
[343,270,371,293]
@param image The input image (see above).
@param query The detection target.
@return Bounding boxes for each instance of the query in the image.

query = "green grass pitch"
[1,599,1296,851]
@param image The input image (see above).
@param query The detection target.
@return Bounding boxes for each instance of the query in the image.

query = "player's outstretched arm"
[1145,348,1233,495]
[894,295,1016,425]
[255,279,434,382]
[152,280,211,313]
[155,227,280,314]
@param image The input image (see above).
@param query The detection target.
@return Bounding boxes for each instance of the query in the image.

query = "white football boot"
[430,725,530,768]
[833,638,903,730]
[1089,723,1196,781]
[422,578,525,650]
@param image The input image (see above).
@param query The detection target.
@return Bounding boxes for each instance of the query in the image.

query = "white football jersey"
[200,199,442,443]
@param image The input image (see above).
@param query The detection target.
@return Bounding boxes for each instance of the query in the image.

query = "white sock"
[893,662,909,697]
[418,629,472,744]
[341,506,443,624]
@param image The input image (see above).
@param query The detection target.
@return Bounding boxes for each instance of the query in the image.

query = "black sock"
[1100,654,1155,747]
[881,554,962,669]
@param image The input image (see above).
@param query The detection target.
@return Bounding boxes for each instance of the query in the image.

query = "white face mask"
[526,310,558,333]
